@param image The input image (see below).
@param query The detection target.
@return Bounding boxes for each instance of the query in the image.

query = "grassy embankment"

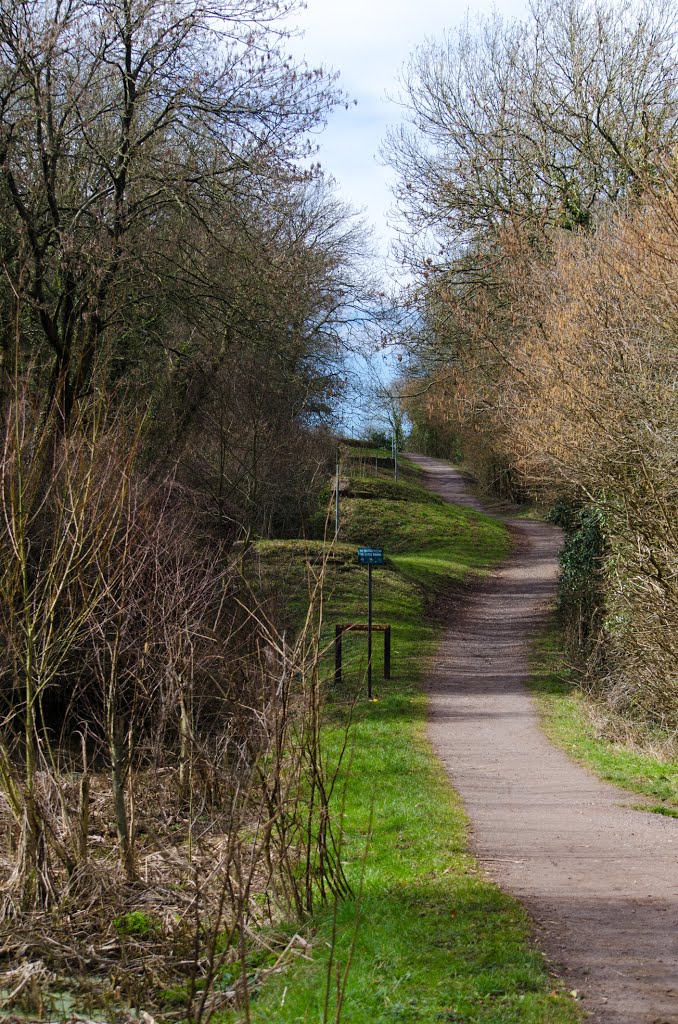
[528,631,678,817]
[235,453,580,1024]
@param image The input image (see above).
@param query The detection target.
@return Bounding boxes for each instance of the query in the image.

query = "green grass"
[528,629,678,812]
[230,456,580,1024]
[252,461,507,680]
[242,721,578,1023]
[628,803,678,818]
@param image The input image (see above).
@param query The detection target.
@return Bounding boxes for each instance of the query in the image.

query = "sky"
[284,0,531,435]
[286,0,530,271]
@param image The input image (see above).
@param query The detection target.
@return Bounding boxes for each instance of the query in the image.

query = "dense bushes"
[402,188,678,727]
[391,0,678,727]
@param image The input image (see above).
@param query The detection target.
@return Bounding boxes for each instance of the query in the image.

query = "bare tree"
[0,376,140,905]
[0,0,340,419]
[385,0,678,266]
[158,176,371,542]
[386,0,678,728]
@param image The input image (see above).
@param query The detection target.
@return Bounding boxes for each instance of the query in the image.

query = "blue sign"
[357,547,385,566]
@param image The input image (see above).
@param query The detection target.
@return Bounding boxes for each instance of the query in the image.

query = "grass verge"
[528,627,678,812]
[230,454,581,1024]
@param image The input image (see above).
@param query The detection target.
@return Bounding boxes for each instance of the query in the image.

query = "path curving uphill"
[409,454,678,1024]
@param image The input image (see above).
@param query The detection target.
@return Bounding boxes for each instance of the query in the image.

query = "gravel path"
[409,454,678,1024]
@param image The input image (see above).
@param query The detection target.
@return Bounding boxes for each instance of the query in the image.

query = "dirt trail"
[409,454,678,1024]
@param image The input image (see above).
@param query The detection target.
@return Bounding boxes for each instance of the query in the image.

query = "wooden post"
[334,623,392,689]
[384,625,391,680]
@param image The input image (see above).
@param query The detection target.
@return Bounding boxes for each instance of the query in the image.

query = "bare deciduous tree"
[0,0,340,418]
[385,0,678,266]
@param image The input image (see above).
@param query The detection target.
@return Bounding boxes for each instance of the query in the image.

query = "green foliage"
[113,911,160,939]
[215,943,281,997]
[159,981,205,1008]
[547,500,607,651]
[365,427,392,449]
[406,414,463,462]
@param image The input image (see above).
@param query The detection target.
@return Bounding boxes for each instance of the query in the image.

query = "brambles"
[0,375,353,1017]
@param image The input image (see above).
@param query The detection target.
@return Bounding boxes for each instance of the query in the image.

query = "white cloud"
[285,0,530,269]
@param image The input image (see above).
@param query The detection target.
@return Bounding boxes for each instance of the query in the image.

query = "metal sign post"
[357,547,385,699]
[335,447,340,538]
[367,562,373,697]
